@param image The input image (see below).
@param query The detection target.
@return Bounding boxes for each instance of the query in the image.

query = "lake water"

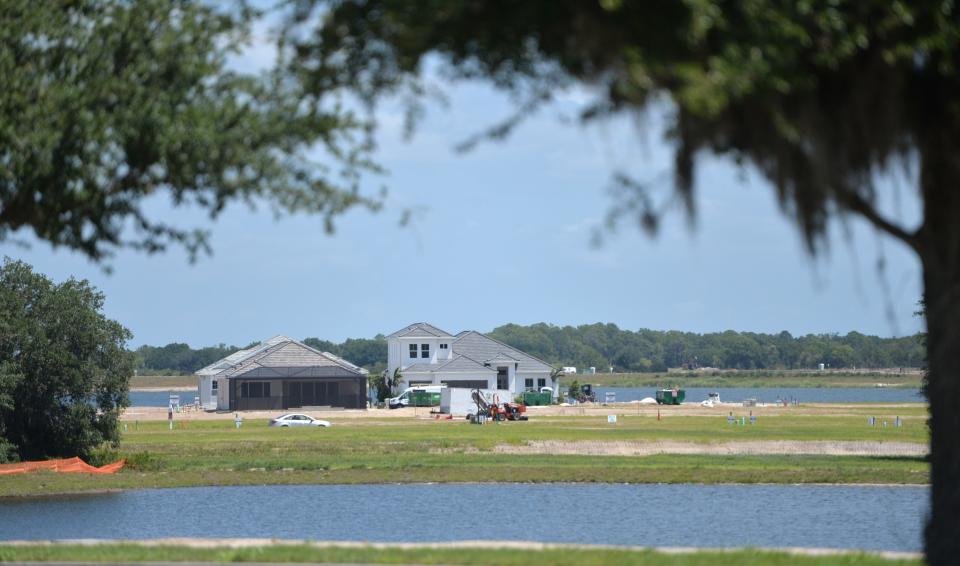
[129,390,199,407]
[128,387,924,407]
[594,386,924,404]
[0,484,926,551]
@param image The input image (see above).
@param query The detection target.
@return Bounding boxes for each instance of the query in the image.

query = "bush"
[123,451,163,471]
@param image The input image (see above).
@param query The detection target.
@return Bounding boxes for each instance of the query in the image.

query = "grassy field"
[583,371,923,389]
[0,542,921,565]
[0,410,929,497]
[130,375,196,389]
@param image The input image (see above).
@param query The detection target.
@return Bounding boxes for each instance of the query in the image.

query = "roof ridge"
[454,330,554,369]
[293,339,365,375]
[201,337,365,378]
[387,322,454,339]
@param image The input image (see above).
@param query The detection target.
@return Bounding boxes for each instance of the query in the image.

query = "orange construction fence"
[0,457,125,475]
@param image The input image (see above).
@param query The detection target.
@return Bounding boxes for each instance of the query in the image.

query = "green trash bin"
[409,390,441,407]
[521,392,552,406]
[655,389,685,405]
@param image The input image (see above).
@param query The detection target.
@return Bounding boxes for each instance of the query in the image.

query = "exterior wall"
[516,371,553,395]
[387,339,402,376]
[387,336,454,375]
[197,376,219,410]
[435,371,496,390]
[217,380,230,411]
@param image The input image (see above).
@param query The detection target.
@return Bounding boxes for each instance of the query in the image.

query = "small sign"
[605,391,616,403]
[607,415,617,424]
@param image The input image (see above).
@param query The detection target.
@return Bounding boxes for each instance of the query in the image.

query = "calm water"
[129,390,199,407]
[595,386,924,404]
[128,387,924,407]
[0,484,926,551]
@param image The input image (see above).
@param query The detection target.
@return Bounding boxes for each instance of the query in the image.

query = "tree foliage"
[489,323,925,372]
[283,3,960,561]
[0,0,379,262]
[0,259,133,462]
[133,342,253,375]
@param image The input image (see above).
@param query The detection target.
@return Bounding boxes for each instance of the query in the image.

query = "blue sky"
[2,23,924,348]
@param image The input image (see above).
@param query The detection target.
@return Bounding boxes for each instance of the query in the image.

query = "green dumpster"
[655,388,685,405]
[409,390,441,407]
[521,392,552,406]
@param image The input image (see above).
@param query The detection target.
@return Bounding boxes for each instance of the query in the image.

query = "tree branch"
[837,190,921,254]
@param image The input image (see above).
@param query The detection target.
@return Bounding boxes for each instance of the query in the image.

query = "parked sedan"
[269,414,331,428]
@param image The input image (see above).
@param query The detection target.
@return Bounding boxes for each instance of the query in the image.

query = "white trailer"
[441,388,513,416]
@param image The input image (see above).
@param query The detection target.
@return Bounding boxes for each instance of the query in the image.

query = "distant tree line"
[488,323,926,372]
[133,343,254,375]
[134,324,923,375]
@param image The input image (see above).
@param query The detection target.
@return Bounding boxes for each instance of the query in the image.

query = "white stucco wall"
[197,376,216,410]
[516,371,553,395]
[388,336,454,374]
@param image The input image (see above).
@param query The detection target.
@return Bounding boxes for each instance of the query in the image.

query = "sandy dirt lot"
[121,401,925,422]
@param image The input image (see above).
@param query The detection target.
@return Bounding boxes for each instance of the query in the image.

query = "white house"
[197,335,368,411]
[386,323,555,396]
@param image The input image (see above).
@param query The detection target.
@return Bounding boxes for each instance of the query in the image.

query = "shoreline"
[0,538,923,560]
[0,479,931,502]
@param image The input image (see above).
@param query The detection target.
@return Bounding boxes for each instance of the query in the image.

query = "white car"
[269,413,331,428]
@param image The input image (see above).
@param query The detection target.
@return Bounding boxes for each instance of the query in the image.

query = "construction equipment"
[468,390,528,423]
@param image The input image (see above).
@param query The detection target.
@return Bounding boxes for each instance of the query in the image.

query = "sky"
[1,16,924,348]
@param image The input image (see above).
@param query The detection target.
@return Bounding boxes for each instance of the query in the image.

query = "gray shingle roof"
[401,355,495,376]
[199,337,365,379]
[452,331,552,373]
[196,335,290,376]
[387,322,454,339]
[398,362,436,374]
[435,355,496,373]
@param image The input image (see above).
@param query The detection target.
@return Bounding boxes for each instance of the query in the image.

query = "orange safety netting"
[0,457,125,475]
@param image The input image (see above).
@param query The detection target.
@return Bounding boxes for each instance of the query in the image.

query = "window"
[525,378,534,388]
[240,381,270,398]
[538,378,547,388]
[211,380,218,391]
[439,343,448,350]
[421,343,430,358]
[409,343,418,358]
[497,367,508,390]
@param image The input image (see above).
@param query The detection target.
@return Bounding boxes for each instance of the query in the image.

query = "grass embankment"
[586,371,923,389]
[129,375,195,389]
[0,410,929,496]
[0,543,921,565]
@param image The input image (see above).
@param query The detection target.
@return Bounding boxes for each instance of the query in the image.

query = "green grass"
[129,375,196,389]
[584,371,923,389]
[0,543,922,565]
[0,413,929,496]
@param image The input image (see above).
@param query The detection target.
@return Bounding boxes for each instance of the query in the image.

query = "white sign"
[607,415,617,424]
[605,391,616,403]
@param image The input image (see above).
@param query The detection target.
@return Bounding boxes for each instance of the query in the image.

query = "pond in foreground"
[0,484,925,552]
